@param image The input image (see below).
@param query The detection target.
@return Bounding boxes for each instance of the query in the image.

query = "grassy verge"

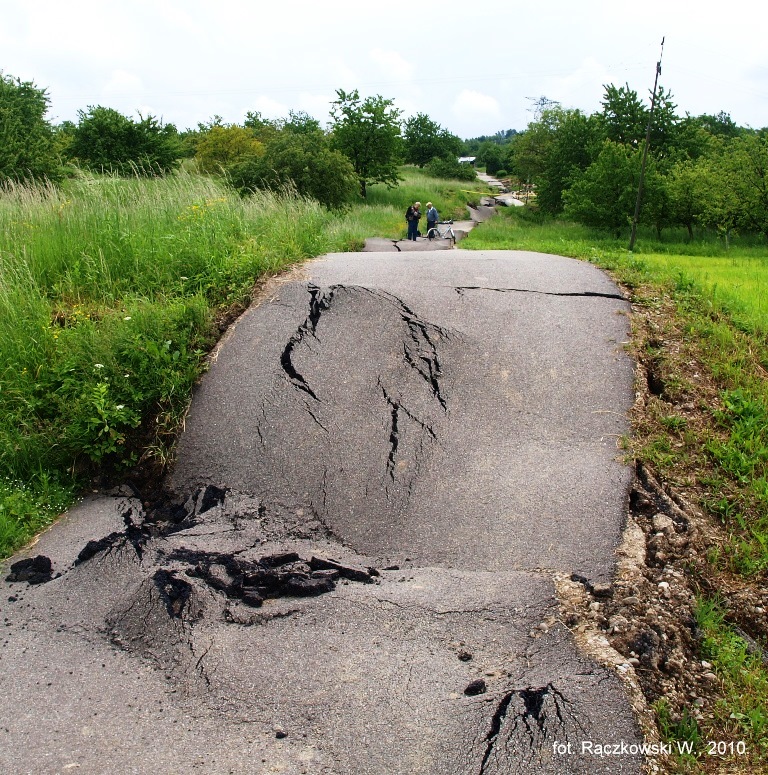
[464,208,768,772]
[0,167,488,558]
[366,166,490,224]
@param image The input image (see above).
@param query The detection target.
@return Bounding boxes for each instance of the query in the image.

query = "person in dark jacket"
[425,202,439,237]
[406,201,421,240]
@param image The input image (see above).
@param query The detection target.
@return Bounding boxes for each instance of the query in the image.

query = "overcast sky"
[2,0,767,139]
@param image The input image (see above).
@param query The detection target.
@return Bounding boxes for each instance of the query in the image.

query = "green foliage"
[709,389,768,484]
[194,124,264,173]
[0,474,74,559]
[365,166,491,220]
[0,72,60,182]
[665,159,709,238]
[695,596,768,758]
[515,108,600,214]
[508,82,764,238]
[424,157,477,182]
[68,106,183,175]
[477,141,505,175]
[562,140,640,234]
[330,88,403,197]
[600,82,648,148]
[694,111,742,140]
[654,699,701,765]
[228,129,359,209]
[403,113,462,167]
[719,134,768,238]
[462,128,518,156]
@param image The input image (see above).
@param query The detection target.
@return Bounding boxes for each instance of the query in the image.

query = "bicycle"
[426,220,456,244]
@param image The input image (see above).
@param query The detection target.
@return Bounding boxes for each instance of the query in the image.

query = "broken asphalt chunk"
[5,555,53,585]
[464,679,487,696]
[309,556,375,583]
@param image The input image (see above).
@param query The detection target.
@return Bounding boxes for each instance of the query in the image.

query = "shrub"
[0,72,60,182]
[68,106,183,175]
[228,130,359,209]
[194,125,264,173]
[425,157,477,182]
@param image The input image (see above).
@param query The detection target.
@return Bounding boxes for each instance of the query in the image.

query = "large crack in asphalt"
[454,286,626,301]
[231,283,454,531]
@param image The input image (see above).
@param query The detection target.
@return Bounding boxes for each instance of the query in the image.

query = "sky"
[2,0,767,139]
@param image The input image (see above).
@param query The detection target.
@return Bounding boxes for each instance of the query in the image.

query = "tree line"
[1,73,471,209]
[5,69,767,239]
[470,89,768,241]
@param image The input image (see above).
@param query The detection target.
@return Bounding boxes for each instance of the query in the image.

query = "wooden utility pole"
[629,38,665,252]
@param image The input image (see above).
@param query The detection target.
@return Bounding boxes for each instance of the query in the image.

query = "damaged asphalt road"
[1,249,642,774]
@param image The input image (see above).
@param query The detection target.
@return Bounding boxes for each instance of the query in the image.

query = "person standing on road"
[425,202,439,237]
[406,201,421,241]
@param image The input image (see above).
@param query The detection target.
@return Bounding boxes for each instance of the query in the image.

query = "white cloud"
[249,95,290,120]
[452,90,501,120]
[369,49,414,81]
[4,0,768,135]
[103,70,144,96]
[544,57,616,111]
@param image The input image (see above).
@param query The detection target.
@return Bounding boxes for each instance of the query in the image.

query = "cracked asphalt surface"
[2,249,643,774]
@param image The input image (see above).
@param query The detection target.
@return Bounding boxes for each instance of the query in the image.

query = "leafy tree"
[242,111,284,146]
[403,113,462,167]
[68,106,182,175]
[228,129,358,209]
[194,124,264,173]
[52,120,77,160]
[506,127,549,186]
[636,158,672,237]
[462,129,518,156]
[665,158,711,238]
[329,88,402,197]
[695,111,742,140]
[600,83,648,149]
[723,133,768,238]
[477,141,505,175]
[695,151,742,243]
[0,72,60,182]
[563,140,641,236]
[282,110,323,135]
[648,87,682,163]
[528,108,601,214]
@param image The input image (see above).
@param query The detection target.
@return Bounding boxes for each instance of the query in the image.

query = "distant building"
[458,156,476,165]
